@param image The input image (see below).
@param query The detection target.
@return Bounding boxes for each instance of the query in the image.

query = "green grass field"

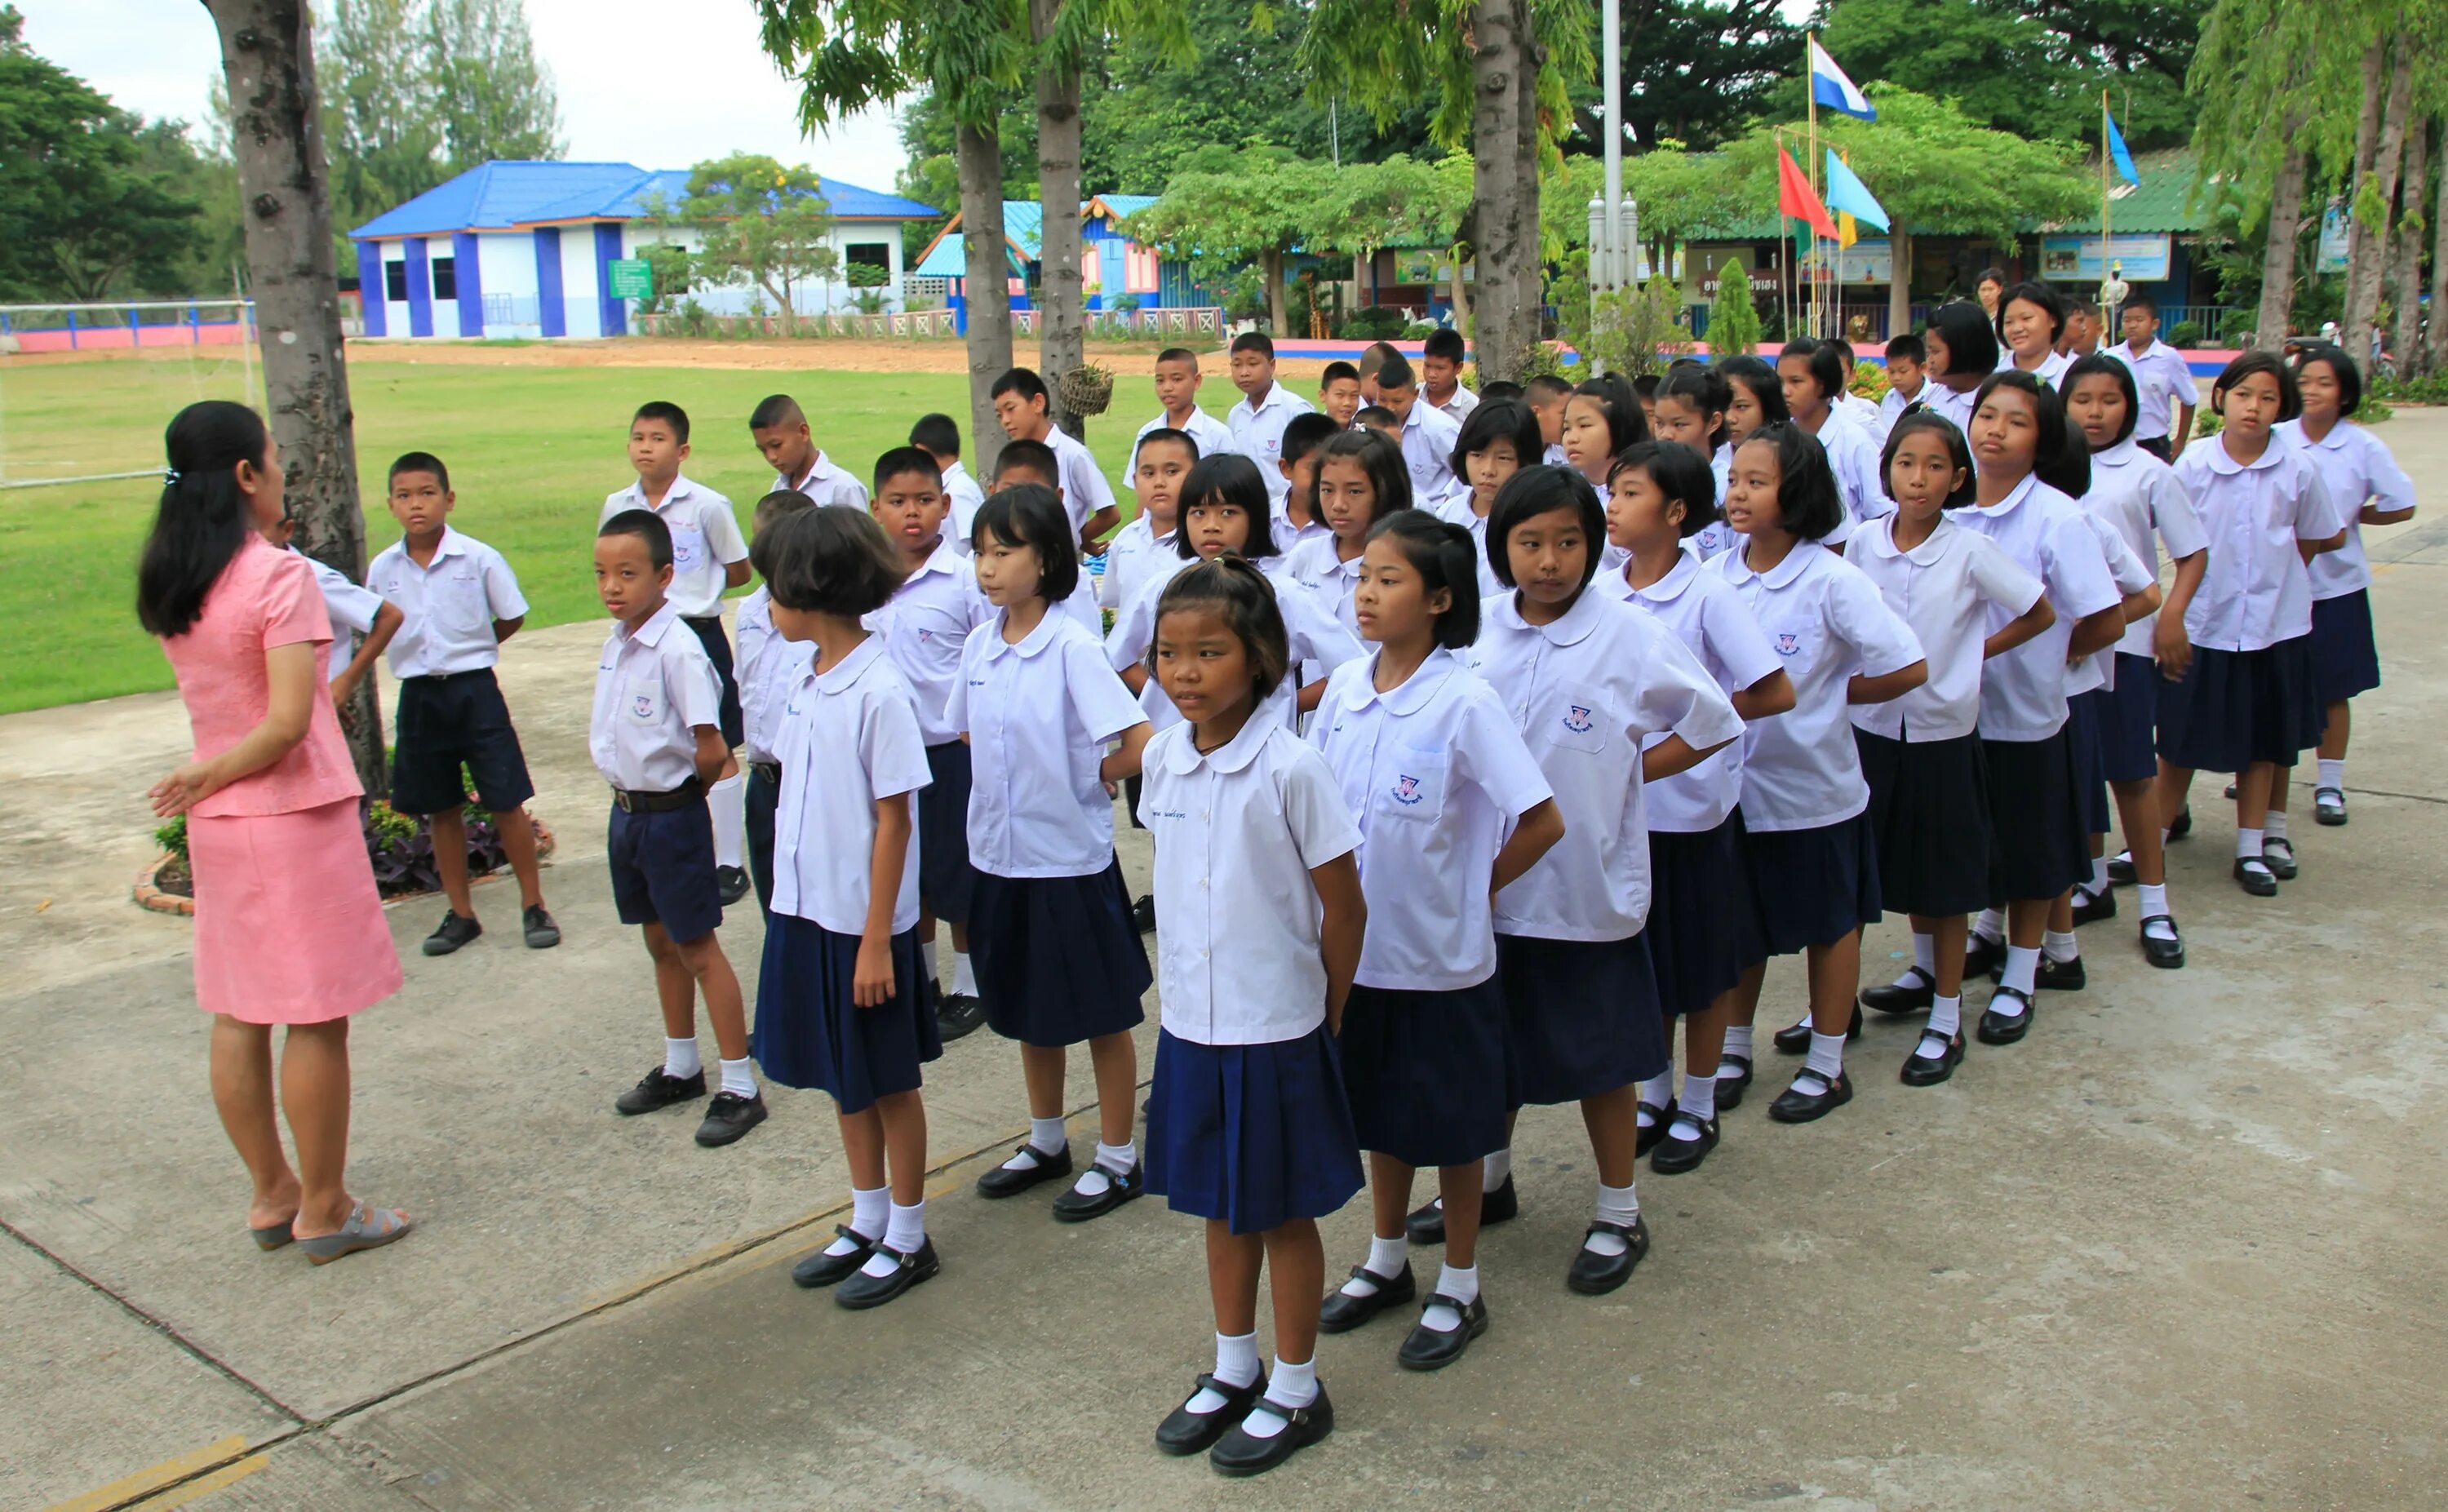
[0,357,1144,715]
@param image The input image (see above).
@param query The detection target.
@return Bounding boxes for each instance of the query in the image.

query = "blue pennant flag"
[2105,110,2140,187]
[1823,150,1890,232]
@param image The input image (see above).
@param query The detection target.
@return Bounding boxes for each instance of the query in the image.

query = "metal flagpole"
[1807,36,1821,338]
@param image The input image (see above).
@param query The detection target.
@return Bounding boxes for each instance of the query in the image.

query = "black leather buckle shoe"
[1860,966,1936,1014]
[975,1143,1073,1198]
[1319,1261,1414,1332]
[1208,1385,1333,1476]
[1051,1161,1144,1222]
[1767,1069,1853,1123]
[1156,1372,1266,1456]
[791,1225,878,1288]
[833,1236,939,1310]
[2140,915,2185,969]
[1900,1031,1964,1087]
[1396,1293,1489,1371]
[1649,1115,1718,1175]
[1976,985,2035,1044]
[1565,1216,1651,1295]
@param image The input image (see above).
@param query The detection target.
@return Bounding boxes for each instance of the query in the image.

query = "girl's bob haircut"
[1716,354,1793,426]
[1609,440,1721,538]
[971,482,1080,601]
[1487,464,1608,589]
[1365,508,1482,650]
[1736,422,1845,541]
[1971,369,2090,499]
[1776,338,1847,410]
[2209,348,2302,422]
[1925,300,2000,377]
[1655,363,1733,450]
[1878,411,1979,510]
[1449,397,1546,484]
[1150,555,1292,704]
[1174,452,1279,560]
[2060,353,2141,447]
[1571,371,1652,454]
[1994,280,2068,345]
[760,504,904,618]
[2294,343,2364,415]
[1316,428,1414,525]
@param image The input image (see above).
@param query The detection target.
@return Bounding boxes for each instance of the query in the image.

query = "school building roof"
[349,160,940,239]
[2032,148,2211,235]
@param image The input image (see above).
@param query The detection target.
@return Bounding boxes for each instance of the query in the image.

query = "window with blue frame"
[384,260,408,302]
[430,257,457,300]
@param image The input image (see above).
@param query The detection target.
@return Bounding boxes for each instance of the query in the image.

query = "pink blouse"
[159,534,365,818]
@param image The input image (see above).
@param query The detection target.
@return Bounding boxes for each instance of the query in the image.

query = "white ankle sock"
[2043,929,2080,964]
[1974,908,2005,942]
[1585,1182,1640,1256]
[1070,1140,1137,1197]
[951,950,978,996]
[1636,1072,1674,1118]
[2236,826,2265,862]
[1792,1030,1845,1093]
[1481,1149,1511,1191]
[664,1036,702,1079]
[1240,1355,1317,1439]
[827,1185,888,1253]
[1723,1025,1754,1060]
[2318,757,2345,792]
[2089,854,2111,893]
[1419,1262,1479,1331]
[1999,945,2038,999]
[1186,1331,1262,1413]
[710,773,746,868]
[858,1199,927,1277]
[2138,884,2175,938]
[920,938,940,985]
[1673,1063,1719,1132]
[1003,1117,1068,1169]
[1926,992,1962,1044]
[1342,1234,1408,1297]
[1901,932,1935,986]
[2264,809,2288,842]
[717,1056,757,1097]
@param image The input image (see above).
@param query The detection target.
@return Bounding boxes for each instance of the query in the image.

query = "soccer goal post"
[0,299,259,490]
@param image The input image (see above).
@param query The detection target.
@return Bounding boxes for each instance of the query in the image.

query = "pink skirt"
[188,797,403,1023]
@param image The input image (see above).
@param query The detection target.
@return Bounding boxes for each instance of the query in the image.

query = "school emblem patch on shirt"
[632,693,654,717]
[1392,774,1424,805]
[1776,632,1801,655]
[1562,703,1594,734]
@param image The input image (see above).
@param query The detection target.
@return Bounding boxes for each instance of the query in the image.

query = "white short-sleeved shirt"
[2084,439,2210,656]
[1433,496,1510,601]
[1708,540,1922,831]
[590,601,723,791]
[735,585,814,763]
[2110,339,2202,441]
[1139,717,1362,1045]
[1036,425,1117,539]
[1435,385,1481,424]
[2066,509,2157,698]
[1470,590,1740,939]
[1227,384,1316,509]
[1397,401,1465,506]
[1133,408,1236,470]
[1599,552,1784,832]
[1544,441,1569,468]
[2171,437,2346,652]
[768,636,931,934]
[600,475,746,619]
[366,526,526,680]
[1310,648,1554,990]
[1949,475,2123,740]
[942,461,987,556]
[1816,410,1893,525]
[1844,517,2043,742]
[1838,390,1887,443]
[1920,384,1979,433]
[1098,512,1169,610]
[945,608,1147,877]
[863,539,992,746]
[1996,347,2073,388]
[1878,382,1930,433]
[776,453,870,510]
[1106,556,1363,734]
[295,549,385,683]
[1284,533,1365,636]
[2278,418,2416,599]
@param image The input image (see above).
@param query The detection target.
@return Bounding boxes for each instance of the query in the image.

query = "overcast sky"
[17,0,915,194]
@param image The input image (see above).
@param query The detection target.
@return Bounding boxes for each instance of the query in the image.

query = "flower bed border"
[131,818,557,918]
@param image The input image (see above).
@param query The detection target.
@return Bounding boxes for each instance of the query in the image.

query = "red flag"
[1777,144,1839,241]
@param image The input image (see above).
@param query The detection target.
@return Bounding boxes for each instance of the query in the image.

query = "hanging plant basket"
[1059,363,1115,418]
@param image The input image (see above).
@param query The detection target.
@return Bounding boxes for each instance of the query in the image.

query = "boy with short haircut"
[989,367,1120,551]
[987,441,1106,635]
[268,512,401,712]
[592,509,765,1146]
[1101,427,1196,611]
[367,451,557,956]
[749,394,869,508]
[1373,352,1464,503]
[1318,361,1364,430]
[909,412,986,553]
[1420,327,1479,422]
[1879,333,1929,433]
[1355,405,1401,437]
[2060,299,2102,358]
[1276,410,1340,552]
[1133,348,1235,466]
[1223,330,1315,517]
[867,446,996,1042]
[734,488,820,915]
[1526,373,1574,464]
[1479,379,1526,401]
[601,401,755,907]
[2110,295,2200,459]
[1355,339,1403,404]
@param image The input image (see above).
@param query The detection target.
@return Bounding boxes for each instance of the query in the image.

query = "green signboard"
[606,258,653,299]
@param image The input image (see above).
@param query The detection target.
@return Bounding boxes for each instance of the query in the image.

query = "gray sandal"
[250,1217,296,1251]
[298,1201,412,1266]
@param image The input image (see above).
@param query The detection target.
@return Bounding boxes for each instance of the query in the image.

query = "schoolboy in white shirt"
[734,488,820,915]
[911,412,987,555]
[991,366,1120,551]
[1133,348,1236,468]
[2109,295,2202,460]
[1374,353,1464,506]
[1878,334,1930,432]
[1420,328,1479,423]
[1101,427,1195,611]
[1226,331,1316,515]
[266,512,399,707]
[749,393,870,508]
[986,441,1110,636]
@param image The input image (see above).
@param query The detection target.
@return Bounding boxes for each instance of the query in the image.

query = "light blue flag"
[2105,111,2140,187]
[1822,150,1890,232]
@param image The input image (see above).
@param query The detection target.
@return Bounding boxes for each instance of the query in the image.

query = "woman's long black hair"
[137,401,271,638]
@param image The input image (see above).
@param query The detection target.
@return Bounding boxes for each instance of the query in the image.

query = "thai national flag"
[1807,38,1876,121]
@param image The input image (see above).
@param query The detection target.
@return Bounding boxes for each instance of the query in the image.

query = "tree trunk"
[1263,246,1288,334]
[956,122,1013,481]
[1468,0,1541,383]
[2341,38,2385,318]
[1448,246,1470,330]
[1031,0,1085,437]
[2391,118,2428,378]
[2431,116,2448,375]
[2345,37,2413,365]
[1887,224,1912,342]
[206,0,380,793]
[2256,140,2310,352]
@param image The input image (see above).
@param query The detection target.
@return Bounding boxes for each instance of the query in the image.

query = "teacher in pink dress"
[139,401,411,1265]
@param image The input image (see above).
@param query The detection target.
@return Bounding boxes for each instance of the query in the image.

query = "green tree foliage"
[424,0,565,168]
[1120,148,1327,330]
[1577,0,1799,152]
[1707,256,1763,353]
[654,155,838,332]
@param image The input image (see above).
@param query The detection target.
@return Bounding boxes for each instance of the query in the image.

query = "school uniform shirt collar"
[1630,549,1702,606]
[2093,437,2142,470]
[978,605,1062,662]
[2196,437,2286,477]
[812,633,888,694]
[422,525,474,563]
[1159,703,1275,776]
[907,538,963,582]
[1970,472,2041,521]
[1348,645,1460,716]
[1486,582,1608,647]
[1856,513,1953,566]
[1236,383,1293,415]
[2293,419,2353,454]
[621,598,684,649]
[1726,537,1813,589]
[781,452,840,493]
[624,472,703,511]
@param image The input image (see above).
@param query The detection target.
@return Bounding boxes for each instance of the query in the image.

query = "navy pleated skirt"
[2157,637,2325,774]
[1857,729,1993,919]
[2309,589,2382,706]
[752,916,941,1112]
[1146,1026,1364,1235]
[1645,809,1766,1017]
[2095,653,2162,784]
[1980,727,2093,903]
[2065,693,2114,837]
[1741,809,1883,957]
[1337,975,1508,1169]
[969,858,1151,1047]
[917,742,979,924]
[1496,931,1668,1107]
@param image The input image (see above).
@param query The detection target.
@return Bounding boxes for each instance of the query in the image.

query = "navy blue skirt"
[1857,729,1993,919]
[1741,809,1883,957]
[2157,638,2324,774]
[969,858,1151,1047]
[1146,1026,1364,1235]
[2095,654,2162,784]
[917,742,978,924]
[2066,693,2113,837]
[1337,975,1508,1168]
[752,916,942,1112]
[1645,810,1766,1017]
[1497,932,1668,1107]
[2309,589,2382,706]
[1981,729,2092,903]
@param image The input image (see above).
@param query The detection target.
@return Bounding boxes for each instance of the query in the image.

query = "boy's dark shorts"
[607,794,723,943]
[682,614,746,749]
[389,668,537,816]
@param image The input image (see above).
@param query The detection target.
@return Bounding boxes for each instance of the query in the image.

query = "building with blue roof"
[350,160,942,339]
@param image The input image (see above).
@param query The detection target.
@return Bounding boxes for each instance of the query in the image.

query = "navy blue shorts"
[388,669,535,817]
[683,615,746,749]
[606,796,723,942]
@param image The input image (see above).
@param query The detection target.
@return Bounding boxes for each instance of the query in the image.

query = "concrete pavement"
[7,414,2448,1510]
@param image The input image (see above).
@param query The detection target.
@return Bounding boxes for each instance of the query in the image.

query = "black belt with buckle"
[611,776,706,814]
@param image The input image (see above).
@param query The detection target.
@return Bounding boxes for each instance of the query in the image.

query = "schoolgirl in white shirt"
[1284,430,1414,636]
[1100,428,1195,611]
[1778,338,1891,528]
[1993,281,2073,388]
[1559,373,1649,493]
[732,489,818,915]
[1843,414,2054,1085]
[747,507,942,1310]
[2158,352,2348,895]
[1949,371,2128,1033]
[1709,425,1927,1123]
[1441,399,1547,599]
[1599,440,1794,1162]
[1139,557,1368,1478]
[2061,354,2208,963]
[1311,511,1563,1372]
[1917,303,1998,434]
[2272,345,2415,830]
[1466,466,1740,1290]
[1652,365,1740,558]
[947,485,1158,1218]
